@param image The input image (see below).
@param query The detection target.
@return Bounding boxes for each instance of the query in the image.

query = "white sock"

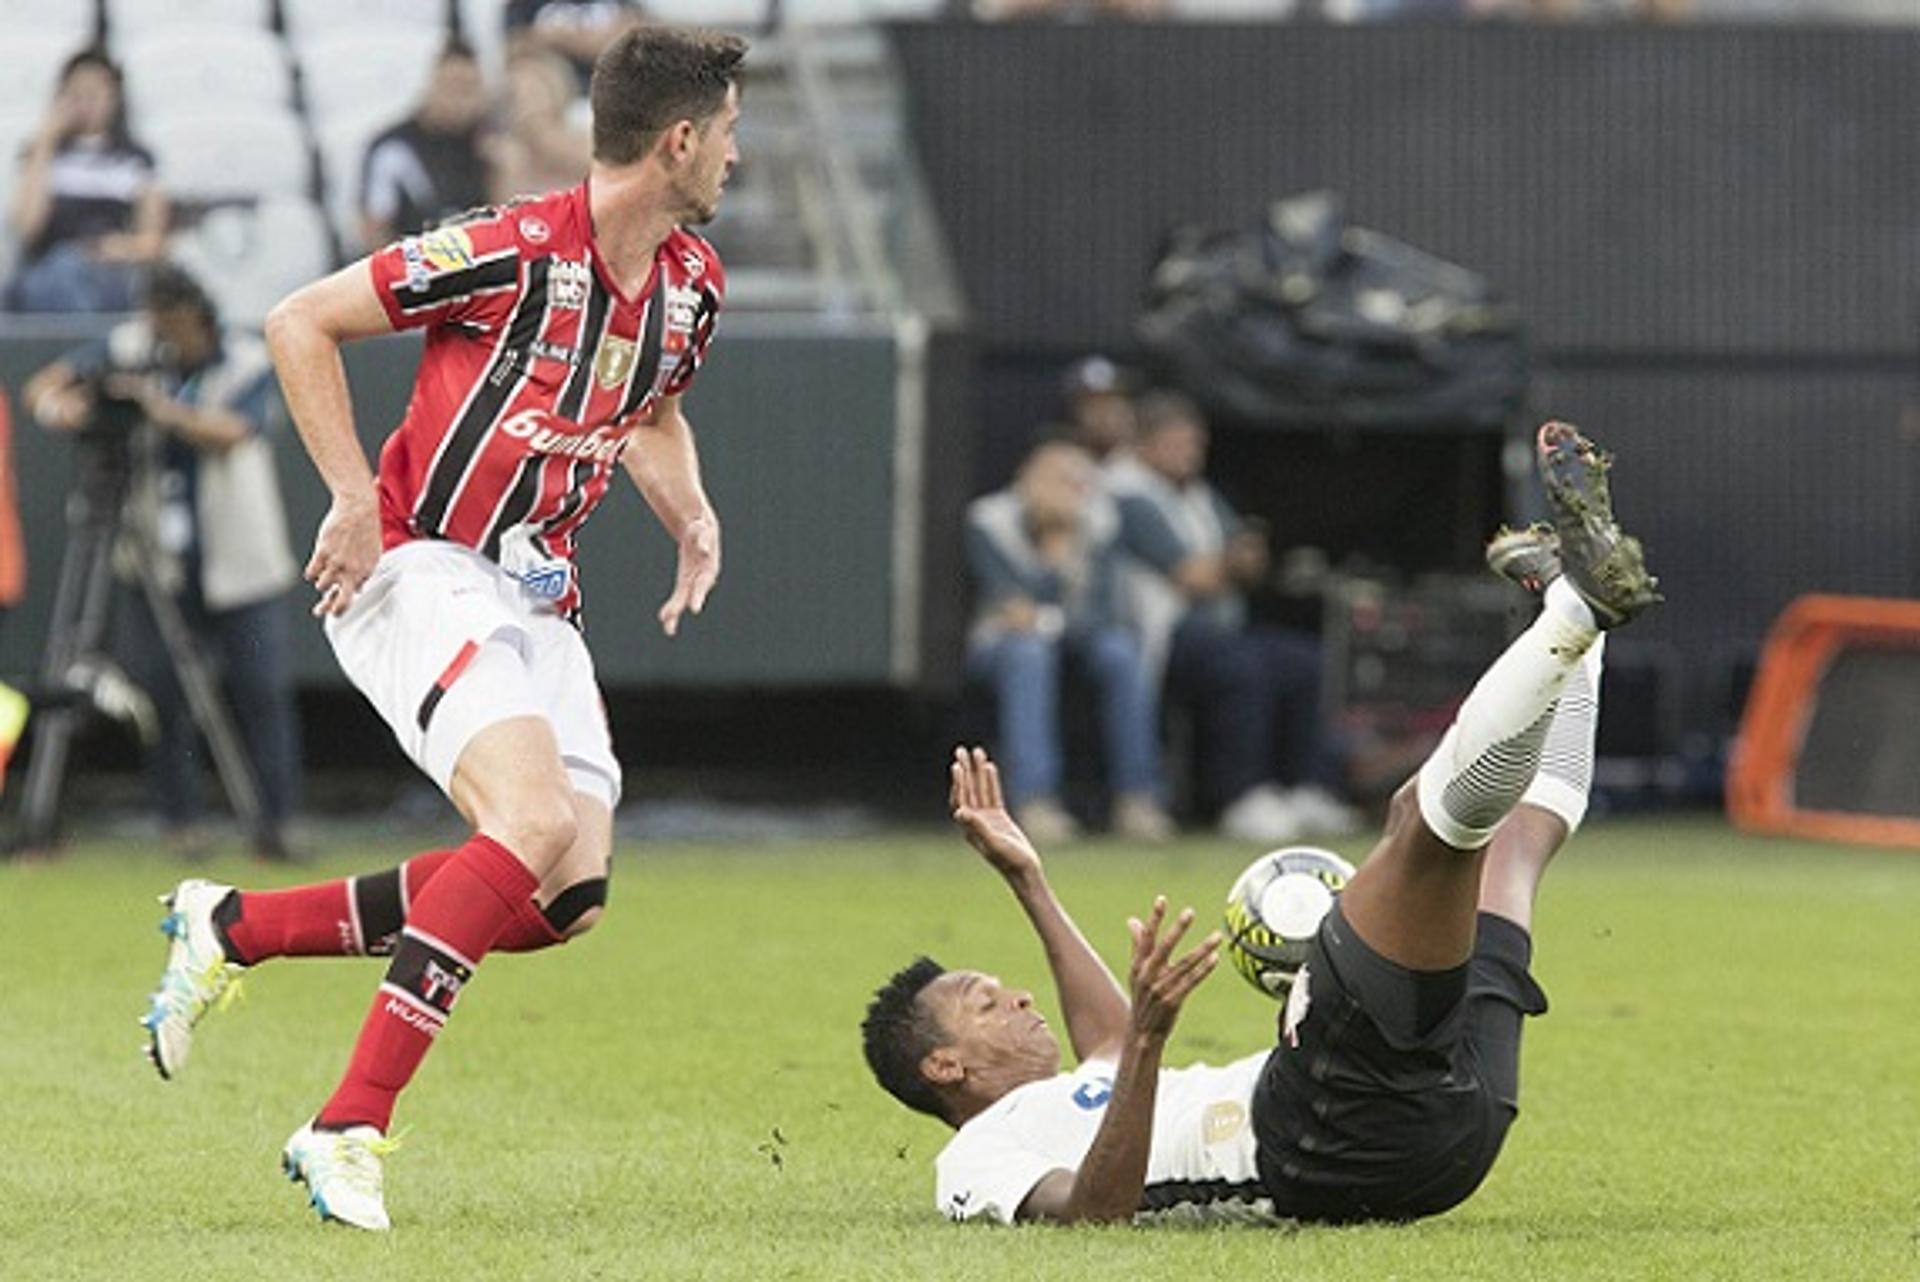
[1416,594,1600,850]
[1521,635,1605,833]
[1544,575,1597,632]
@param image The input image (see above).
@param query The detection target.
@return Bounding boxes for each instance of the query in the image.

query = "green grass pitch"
[2,817,1918,1280]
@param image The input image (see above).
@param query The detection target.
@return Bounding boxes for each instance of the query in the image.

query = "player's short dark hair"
[590,27,747,166]
[862,957,951,1121]
[1135,389,1205,437]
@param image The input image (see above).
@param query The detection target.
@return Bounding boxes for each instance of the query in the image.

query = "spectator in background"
[24,266,302,852]
[507,0,646,94]
[359,41,500,249]
[1109,391,1359,844]
[497,49,594,198]
[966,440,1173,845]
[1060,355,1141,466]
[5,49,169,315]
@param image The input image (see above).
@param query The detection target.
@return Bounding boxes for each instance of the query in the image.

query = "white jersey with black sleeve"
[933,1051,1284,1226]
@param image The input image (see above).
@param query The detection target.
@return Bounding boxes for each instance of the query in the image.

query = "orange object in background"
[1727,595,1920,848]
[0,386,22,608]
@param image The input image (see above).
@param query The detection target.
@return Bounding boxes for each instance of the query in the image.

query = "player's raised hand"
[306,490,381,617]
[1125,897,1221,1041]
[949,745,1042,878]
[659,512,720,636]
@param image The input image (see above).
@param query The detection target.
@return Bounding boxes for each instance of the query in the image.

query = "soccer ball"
[1222,846,1356,999]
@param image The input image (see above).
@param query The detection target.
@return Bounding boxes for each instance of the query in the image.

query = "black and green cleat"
[1484,522,1561,595]
[1535,421,1663,629]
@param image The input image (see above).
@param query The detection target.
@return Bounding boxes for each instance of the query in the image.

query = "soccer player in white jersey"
[863,422,1659,1225]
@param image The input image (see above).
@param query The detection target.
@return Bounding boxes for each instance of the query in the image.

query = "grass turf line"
[1,817,1917,1280]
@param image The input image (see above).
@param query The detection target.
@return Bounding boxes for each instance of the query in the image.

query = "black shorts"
[1250,901,1549,1224]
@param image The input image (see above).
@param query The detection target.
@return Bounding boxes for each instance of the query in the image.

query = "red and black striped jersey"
[367,180,724,619]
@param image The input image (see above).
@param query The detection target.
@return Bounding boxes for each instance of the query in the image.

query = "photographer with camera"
[22,265,301,853]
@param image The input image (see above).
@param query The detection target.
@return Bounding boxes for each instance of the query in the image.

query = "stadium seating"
[0,27,86,115]
[281,0,447,45]
[457,0,511,81]
[0,105,35,181]
[122,27,293,122]
[147,107,313,204]
[313,110,396,255]
[0,104,35,278]
[297,27,444,133]
[171,195,334,327]
[783,0,943,20]
[644,0,772,30]
[0,1,94,51]
[106,0,273,44]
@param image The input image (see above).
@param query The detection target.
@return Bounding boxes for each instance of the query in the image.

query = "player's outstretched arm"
[263,259,395,617]
[950,746,1130,1061]
[622,392,720,637]
[1015,898,1221,1225]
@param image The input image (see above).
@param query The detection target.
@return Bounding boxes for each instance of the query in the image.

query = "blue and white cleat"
[141,878,242,1080]
[282,1120,397,1231]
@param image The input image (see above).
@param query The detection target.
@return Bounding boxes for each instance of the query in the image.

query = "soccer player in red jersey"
[137,28,745,1230]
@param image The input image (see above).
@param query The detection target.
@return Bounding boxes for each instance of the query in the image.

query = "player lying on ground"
[137,27,745,1231]
[862,422,1660,1224]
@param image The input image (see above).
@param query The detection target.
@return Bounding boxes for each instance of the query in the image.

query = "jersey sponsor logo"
[664,283,700,331]
[518,562,570,601]
[418,226,475,273]
[401,239,430,289]
[519,215,551,244]
[548,257,590,311]
[1202,1101,1248,1146]
[1282,963,1312,1049]
[663,283,699,355]
[382,995,443,1037]
[595,334,638,389]
[530,338,578,365]
[497,408,627,462]
[497,525,571,601]
[1071,1077,1114,1111]
[421,958,466,1009]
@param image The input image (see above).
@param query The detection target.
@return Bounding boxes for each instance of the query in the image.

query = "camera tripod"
[13,424,283,857]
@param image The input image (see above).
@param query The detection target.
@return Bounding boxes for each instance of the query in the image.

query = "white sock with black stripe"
[1520,635,1605,833]
[1416,579,1600,850]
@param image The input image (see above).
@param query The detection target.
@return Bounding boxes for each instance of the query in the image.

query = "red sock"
[316,834,538,1133]
[494,896,565,952]
[219,850,457,964]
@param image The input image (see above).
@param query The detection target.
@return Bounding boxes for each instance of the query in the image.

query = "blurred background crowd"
[0,0,1916,857]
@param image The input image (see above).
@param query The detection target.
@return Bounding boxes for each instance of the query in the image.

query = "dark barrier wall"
[891,23,1920,739]
[890,24,1920,361]
[0,323,930,690]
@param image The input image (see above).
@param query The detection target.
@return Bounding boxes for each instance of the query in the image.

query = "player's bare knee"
[502,791,580,868]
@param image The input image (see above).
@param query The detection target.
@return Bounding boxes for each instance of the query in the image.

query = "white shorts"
[324,541,622,809]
